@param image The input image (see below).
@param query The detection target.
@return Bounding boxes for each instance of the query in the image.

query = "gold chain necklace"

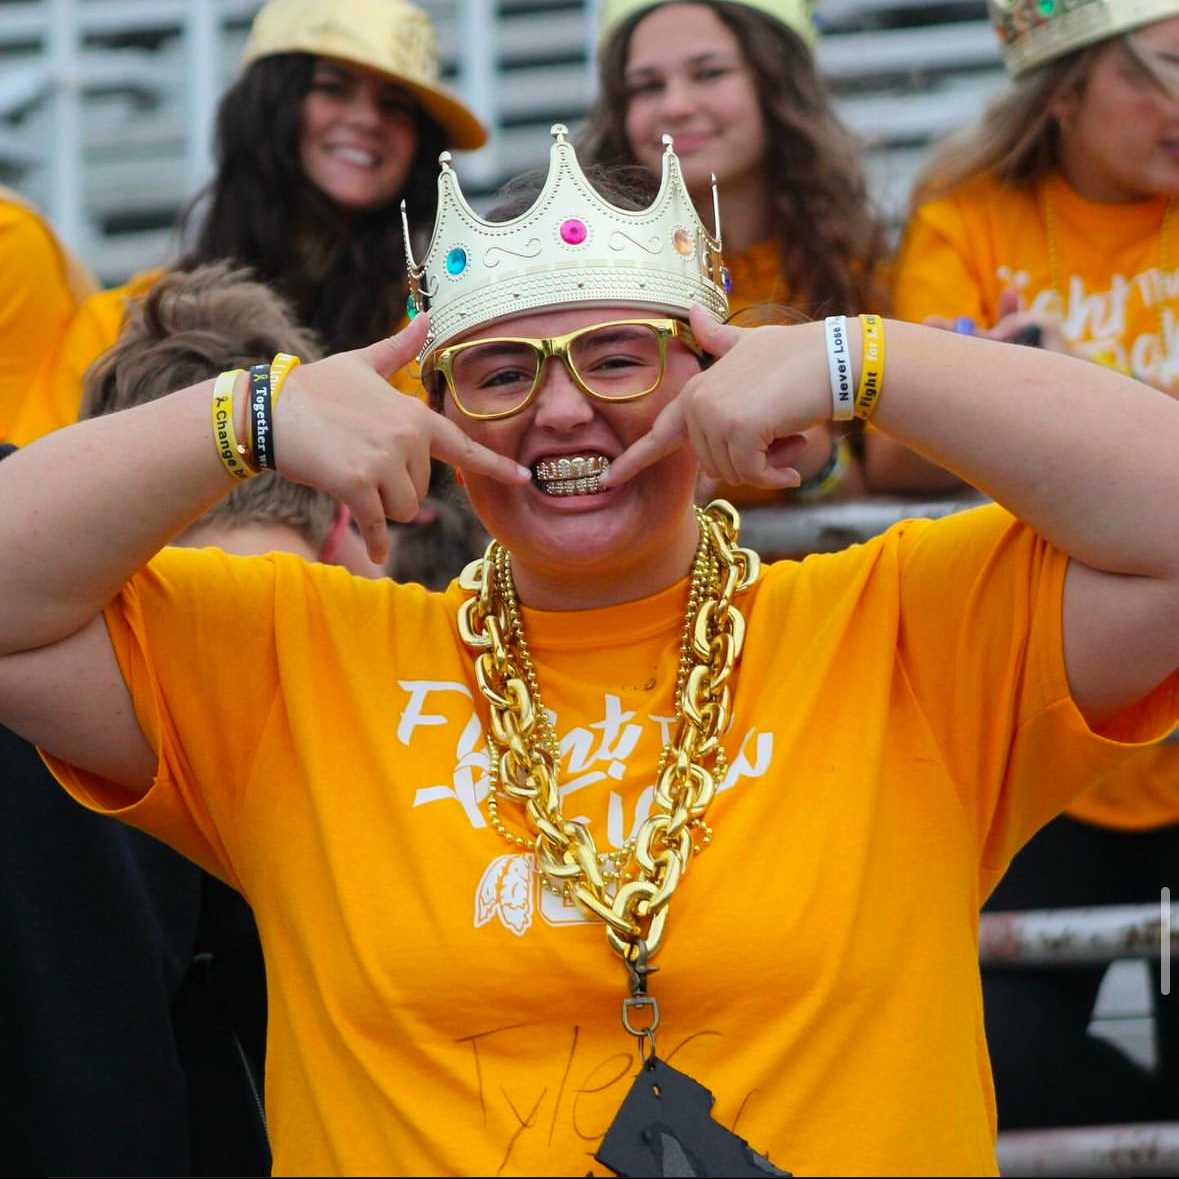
[1044,178,1175,359]
[457,500,760,983]
[481,529,717,894]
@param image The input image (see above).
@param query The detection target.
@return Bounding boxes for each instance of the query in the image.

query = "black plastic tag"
[594,1055,791,1177]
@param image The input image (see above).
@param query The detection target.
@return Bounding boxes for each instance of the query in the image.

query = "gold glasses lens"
[443,320,680,419]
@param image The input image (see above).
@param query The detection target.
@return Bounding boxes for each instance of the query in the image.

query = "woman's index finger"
[429,414,531,485]
[599,398,688,487]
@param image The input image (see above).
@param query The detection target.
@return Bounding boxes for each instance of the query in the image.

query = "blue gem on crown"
[400,125,729,363]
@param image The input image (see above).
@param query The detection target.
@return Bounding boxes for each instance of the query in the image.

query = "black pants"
[983,814,1179,1129]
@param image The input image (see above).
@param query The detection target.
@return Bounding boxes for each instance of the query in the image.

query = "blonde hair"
[910,46,1095,207]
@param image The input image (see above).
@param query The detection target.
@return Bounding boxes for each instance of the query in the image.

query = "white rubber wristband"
[824,315,854,421]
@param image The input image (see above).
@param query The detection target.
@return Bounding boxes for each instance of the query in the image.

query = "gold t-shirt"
[0,199,95,440]
[893,169,1179,828]
[45,504,1179,1176]
[894,171,1178,388]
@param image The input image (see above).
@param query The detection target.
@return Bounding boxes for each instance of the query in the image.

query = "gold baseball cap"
[598,0,818,49]
[243,0,488,149]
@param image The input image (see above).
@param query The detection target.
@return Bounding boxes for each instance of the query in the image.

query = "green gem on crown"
[406,294,417,319]
[1037,0,1055,13]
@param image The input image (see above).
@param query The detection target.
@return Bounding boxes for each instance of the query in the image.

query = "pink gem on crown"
[401,125,729,362]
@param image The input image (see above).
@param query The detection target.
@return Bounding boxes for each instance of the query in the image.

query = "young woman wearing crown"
[0,127,1177,1177]
[878,0,1179,1131]
[580,0,888,508]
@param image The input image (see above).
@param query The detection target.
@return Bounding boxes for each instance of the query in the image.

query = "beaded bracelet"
[792,436,851,503]
[210,370,258,481]
[248,363,277,471]
[823,315,854,421]
[854,314,885,420]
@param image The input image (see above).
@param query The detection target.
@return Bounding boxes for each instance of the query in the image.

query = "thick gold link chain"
[457,500,760,970]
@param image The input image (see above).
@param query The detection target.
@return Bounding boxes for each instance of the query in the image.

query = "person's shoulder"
[0,196,43,230]
[80,267,165,313]
[755,502,1016,583]
[0,196,65,260]
[937,171,1038,220]
[881,500,1020,555]
[124,267,164,297]
[64,267,167,347]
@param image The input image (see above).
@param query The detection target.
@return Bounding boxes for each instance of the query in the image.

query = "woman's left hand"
[603,307,828,489]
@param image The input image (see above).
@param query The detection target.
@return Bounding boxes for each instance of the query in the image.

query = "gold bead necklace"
[1044,177,1175,364]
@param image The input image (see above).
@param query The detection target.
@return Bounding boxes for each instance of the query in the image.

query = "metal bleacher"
[0,0,1007,284]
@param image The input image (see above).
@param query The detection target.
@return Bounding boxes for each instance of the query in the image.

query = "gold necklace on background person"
[1043,177,1176,377]
[458,499,789,1177]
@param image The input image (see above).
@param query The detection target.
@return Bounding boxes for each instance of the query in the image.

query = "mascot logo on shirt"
[475,854,536,935]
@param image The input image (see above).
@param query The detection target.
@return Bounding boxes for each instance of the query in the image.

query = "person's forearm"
[0,380,234,654]
[861,431,966,495]
[868,320,1179,579]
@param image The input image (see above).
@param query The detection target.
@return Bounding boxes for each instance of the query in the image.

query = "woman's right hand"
[980,286,1070,354]
[923,286,1070,355]
[272,314,530,563]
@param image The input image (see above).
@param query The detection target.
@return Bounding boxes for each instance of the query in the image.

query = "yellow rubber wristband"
[269,352,302,405]
[855,314,885,420]
[211,369,258,481]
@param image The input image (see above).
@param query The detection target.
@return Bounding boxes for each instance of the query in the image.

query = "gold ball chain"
[1044,179,1175,360]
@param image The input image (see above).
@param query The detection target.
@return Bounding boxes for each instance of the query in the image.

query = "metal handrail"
[981,903,1173,967]
[995,1121,1179,1177]
[739,491,987,557]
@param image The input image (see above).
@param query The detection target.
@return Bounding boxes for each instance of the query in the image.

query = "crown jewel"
[402,125,729,360]
[988,0,1178,77]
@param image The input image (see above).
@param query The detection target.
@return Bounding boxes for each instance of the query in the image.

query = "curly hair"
[178,54,447,354]
[578,1,889,317]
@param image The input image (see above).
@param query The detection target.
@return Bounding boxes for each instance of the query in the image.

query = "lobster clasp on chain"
[621,941,660,1062]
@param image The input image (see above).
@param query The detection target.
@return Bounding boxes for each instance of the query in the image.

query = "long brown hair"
[909,47,1094,207]
[578,1,889,316]
[178,53,447,354]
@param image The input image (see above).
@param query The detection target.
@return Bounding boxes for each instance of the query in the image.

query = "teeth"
[533,455,610,497]
[534,455,609,481]
[331,146,376,166]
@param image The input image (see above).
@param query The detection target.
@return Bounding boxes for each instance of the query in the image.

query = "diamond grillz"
[534,455,610,496]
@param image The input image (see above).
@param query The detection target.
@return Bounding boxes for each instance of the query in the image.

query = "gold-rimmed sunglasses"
[424,318,701,421]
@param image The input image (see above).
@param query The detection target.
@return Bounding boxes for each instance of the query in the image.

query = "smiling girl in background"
[579,0,889,504]
[8,0,486,445]
[890,0,1179,387]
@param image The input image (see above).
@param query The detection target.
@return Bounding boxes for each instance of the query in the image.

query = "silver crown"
[401,125,730,360]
